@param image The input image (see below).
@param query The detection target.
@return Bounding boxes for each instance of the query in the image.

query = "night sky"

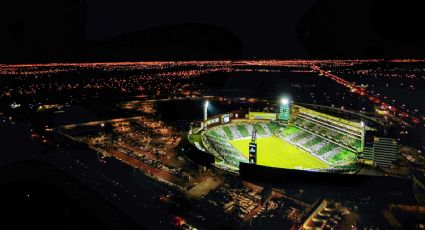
[1,0,425,63]
[84,1,316,58]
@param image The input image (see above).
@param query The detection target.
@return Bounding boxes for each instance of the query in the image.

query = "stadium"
[188,98,373,174]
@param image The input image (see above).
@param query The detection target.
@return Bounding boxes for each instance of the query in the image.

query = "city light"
[1,59,421,229]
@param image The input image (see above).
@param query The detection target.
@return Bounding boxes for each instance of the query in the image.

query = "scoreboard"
[221,114,231,123]
[279,104,291,121]
[249,142,257,164]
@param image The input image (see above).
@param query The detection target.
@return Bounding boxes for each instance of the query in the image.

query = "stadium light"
[203,100,209,122]
[281,98,289,105]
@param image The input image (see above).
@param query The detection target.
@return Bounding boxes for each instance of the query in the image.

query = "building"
[362,136,398,168]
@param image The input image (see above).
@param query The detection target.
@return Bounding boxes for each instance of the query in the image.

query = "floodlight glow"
[281,98,289,105]
[204,101,209,108]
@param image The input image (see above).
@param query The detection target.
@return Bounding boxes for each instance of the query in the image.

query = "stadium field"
[229,136,330,170]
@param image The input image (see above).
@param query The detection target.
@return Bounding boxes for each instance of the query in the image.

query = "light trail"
[311,65,421,125]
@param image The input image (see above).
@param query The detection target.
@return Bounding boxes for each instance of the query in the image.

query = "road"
[311,65,420,125]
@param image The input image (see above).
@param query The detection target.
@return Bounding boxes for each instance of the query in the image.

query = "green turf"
[229,136,329,170]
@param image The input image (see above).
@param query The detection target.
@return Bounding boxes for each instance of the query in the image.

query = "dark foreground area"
[0,160,142,229]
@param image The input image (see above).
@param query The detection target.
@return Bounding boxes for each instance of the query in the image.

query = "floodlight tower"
[204,100,209,122]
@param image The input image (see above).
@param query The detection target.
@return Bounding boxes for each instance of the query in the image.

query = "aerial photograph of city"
[1,1,425,230]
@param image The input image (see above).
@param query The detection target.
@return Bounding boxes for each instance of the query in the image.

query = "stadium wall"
[187,147,215,166]
[181,138,215,166]
[239,162,370,185]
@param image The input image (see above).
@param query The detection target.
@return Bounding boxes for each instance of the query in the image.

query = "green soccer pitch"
[229,136,330,170]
